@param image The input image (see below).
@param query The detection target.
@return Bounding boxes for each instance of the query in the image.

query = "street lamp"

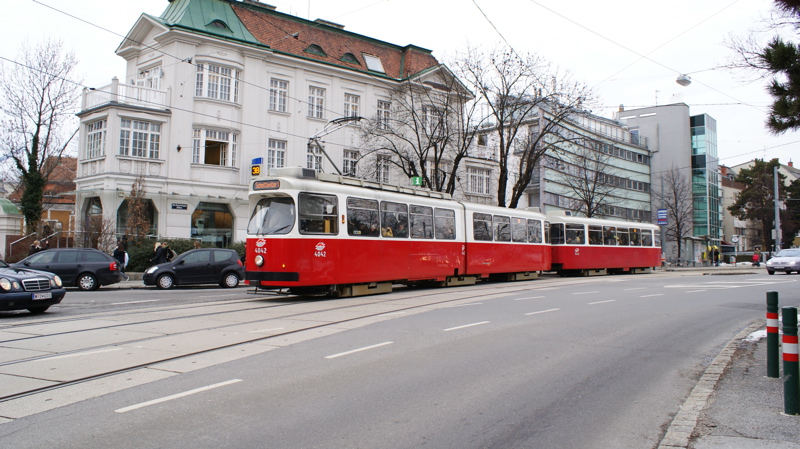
[676,74,691,87]
[307,116,362,176]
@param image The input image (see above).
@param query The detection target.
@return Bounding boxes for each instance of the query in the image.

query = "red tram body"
[245,168,551,296]
[548,213,661,275]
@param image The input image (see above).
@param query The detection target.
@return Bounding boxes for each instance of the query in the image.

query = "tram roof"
[261,167,453,200]
[546,211,659,230]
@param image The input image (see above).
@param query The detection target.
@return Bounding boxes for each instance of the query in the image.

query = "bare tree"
[79,212,116,252]
[125,175,151,243]
[0,39,81,234]
[452,47,594,208]
[358,66,479,193]
[655,168,694,261]
[553,141,621,218]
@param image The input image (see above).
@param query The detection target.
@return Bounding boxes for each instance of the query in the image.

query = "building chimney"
[619,104,624,112]
[789,160,794,167]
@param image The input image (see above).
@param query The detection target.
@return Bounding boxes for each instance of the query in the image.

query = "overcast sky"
[6,0,798,168]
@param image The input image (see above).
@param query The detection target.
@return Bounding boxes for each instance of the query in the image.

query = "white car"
[766,249,800,275]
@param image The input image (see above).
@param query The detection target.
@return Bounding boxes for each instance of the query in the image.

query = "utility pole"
[774,165,782,251]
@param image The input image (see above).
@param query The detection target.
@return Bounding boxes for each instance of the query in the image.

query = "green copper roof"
[155,0,260,45]
[0,198,20,216]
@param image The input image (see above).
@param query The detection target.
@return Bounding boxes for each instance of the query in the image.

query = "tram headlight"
[254,255,264,267]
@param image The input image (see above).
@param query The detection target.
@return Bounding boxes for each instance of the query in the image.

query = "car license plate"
[32,292,52,300]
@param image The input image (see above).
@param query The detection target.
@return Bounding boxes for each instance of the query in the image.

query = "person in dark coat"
[29,240,42,256]
[150,242,167,264]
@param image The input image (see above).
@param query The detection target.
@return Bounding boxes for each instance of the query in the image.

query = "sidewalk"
[660,323,800,449]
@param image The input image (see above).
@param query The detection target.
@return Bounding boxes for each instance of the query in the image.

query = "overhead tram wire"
[522,0,765,114]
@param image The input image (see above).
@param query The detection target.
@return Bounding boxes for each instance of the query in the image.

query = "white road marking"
[573,291,599,295]
[525,308,560,316]
[325,341,394,359]
[115,379,242,413]
[588,300,616,305]
[111,300,160,305]
[623,288,646,291]
[196,294,243,298]
[248,327,285,333]
[686,290,707,293]
[444,321,490,332]
[640,294,664,298]
[515,296,545,301]
[36,348,123,361]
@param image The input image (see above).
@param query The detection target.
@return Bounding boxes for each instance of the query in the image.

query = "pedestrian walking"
[28,240,42,256]
[150,242,167,264]
[113,243,130,281]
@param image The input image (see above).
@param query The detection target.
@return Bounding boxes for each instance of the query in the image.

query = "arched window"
[116,199,158,238]
[340,53,359,64]
[304,44,327,57]
[192,202,233,247]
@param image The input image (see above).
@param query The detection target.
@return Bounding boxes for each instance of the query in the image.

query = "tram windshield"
[247,196,295,235]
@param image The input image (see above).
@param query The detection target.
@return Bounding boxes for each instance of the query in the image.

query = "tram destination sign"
[253,180,280,190]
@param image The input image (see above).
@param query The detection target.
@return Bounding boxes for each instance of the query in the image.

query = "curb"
[656,321,763,449]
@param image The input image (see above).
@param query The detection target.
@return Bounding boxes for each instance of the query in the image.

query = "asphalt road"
[0,271,797,448]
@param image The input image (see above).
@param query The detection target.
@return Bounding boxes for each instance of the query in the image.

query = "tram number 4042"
[314,242,327,258]
[314,251,327,258]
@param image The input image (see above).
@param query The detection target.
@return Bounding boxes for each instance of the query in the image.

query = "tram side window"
[494,215,511,242]
[347,197,380,237]
[642,230,653,246]
[247,196,295,235]
[381,201,409,238]
[550,223,565,244]
[617,227,630,245]
[410,205,433,239]
[588,226,603,245]
[298,193,338,235]
[435,208,456,240]
[603,226,617,245]
[629,228,641,246]
[544,221,550,243]
[528,219,543,243]
[511,217,527,242]
[473,213,493,241]
[565,224,585,244]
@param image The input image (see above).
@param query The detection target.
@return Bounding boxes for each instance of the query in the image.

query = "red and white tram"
[547,213,661,276]
[244,167,551,297]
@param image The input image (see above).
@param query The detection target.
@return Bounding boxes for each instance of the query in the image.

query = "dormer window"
[305,44,327,57]
[208,20,229,30]
[362,53,385,73]
[340,53,359,64]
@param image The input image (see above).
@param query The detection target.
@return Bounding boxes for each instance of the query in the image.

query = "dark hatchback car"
[0,260,66,314]
[12,248,124,291]
[143,248,244,289]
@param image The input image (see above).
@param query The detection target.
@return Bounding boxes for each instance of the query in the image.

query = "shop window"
[192,202,233,247]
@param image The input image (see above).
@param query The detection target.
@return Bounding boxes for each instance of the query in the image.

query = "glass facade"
[689,114,721,242]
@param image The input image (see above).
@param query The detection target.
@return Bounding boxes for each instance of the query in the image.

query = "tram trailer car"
[245,167,551,297]
[547,213,661,276]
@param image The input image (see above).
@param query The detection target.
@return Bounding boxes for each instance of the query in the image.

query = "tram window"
[617,227,630,245]
[629,228,641,246]
[603,226,617,245]
[347,197,380,237]
[435,208,456,240]
[588,226,603,245]
[655,229,662,247]
[247,196,295,235]
[527,219,543,243]
[494,215,511,242]
[381,201,409,238]
[511,217,527,242]
[642,230,653,246]
[550,223,565,244]
[473,213,492,241]
[565,223,585,244]
[298,193,338,235]
[410,205,433,239]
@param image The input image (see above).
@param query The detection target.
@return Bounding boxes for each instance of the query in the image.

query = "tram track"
[0,278,588,405]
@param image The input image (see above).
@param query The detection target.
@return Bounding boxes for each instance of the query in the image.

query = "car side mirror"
[179,260,185,265]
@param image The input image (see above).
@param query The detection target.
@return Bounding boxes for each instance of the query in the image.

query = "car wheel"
[157,274,174,289]
[27,306,50,314]
[768,270,775,275]
[221,272,239,288]
[77,273,99,291]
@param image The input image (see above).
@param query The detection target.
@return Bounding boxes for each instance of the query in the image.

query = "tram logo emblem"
[256,239,267,247]
[314,242,327,258]
[315,242,326,251]
[574,248,580,256]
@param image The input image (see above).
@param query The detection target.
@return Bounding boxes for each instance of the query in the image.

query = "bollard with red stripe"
[783,306,798,416]
[767,291,780,378]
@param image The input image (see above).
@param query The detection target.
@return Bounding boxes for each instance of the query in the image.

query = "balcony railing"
[82,77,169,112]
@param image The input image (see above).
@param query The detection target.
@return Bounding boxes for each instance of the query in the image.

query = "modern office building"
[615,104,721,262]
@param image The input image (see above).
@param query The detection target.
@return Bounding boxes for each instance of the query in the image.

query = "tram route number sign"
[657,208,667,225]
[251,157,263,177]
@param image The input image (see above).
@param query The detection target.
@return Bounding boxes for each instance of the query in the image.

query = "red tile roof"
[231,3,441,80]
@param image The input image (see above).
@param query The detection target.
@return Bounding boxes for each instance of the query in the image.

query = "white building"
[75,0,449,246]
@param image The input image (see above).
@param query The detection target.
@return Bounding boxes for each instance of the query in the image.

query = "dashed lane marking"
[115,379,242,413]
